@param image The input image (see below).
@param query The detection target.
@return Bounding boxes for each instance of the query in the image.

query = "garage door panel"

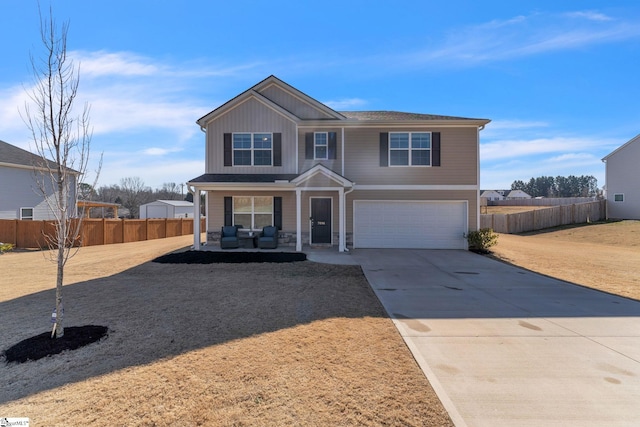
[354,201,467,249]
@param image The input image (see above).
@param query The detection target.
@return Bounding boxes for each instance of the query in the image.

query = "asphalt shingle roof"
[339,111,485,121]
[0,139,50,167]
[189,174,300,183]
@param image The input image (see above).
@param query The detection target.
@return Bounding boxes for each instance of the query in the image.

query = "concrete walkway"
[309,248,640,427]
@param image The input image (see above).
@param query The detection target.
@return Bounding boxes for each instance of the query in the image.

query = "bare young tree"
[22,7,100,338]
[119,176,153,218]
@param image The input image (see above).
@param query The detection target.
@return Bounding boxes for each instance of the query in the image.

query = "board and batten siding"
[205,98,298,174]
[346,189,478,232]
[343,127,478,185]
[258,84,335,120]
[297,128,343,175]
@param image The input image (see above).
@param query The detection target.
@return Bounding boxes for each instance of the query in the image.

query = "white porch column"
[193,187,201,250]
[338,187,345,252]
[296,188,302,252]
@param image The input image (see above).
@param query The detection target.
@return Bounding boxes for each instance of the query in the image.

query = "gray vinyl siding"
[606,138,640,219]
[346,189,478,232]
[0,166,76,220]
[205,98,297,174]
[258,84,334,120]
[298,128,343,175]
[343,127,478,185]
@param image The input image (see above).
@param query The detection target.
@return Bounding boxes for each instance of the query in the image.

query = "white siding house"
[139,200,194,219]
[506,190,532,200]
[602,134,640,219]
[480,190,505,201]
[0,140,78,220]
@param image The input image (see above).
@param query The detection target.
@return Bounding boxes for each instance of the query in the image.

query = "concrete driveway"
[348,249,640,427]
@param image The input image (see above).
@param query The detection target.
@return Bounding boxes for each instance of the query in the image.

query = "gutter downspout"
[342,185,355,252]
[476,125,485,237]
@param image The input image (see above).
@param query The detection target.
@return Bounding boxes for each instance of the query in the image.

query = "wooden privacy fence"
[0,218,205,249]
[480,201,606,234]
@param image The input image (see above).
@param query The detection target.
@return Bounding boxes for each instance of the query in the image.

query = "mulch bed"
[4,325,108,364]
[153,250,307,264]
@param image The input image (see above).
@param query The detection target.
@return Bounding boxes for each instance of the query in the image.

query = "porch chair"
[220,225,240,249]
[257,226,278,249]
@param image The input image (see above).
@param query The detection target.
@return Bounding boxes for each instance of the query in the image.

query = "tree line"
[510,175,600,198]
[84,177,191,218]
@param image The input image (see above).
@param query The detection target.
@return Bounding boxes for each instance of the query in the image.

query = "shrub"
[0,242,14,254]
[465,228,498,253]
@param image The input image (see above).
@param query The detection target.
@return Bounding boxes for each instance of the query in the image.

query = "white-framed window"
[314,132,328,160]
[20,207,34,220]
[233,133,272,166]
[614,194,624,202]
[389,132,431,166]
[233,196,273,230]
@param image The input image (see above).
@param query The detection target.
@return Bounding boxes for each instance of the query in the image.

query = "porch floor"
[195,243,358,265]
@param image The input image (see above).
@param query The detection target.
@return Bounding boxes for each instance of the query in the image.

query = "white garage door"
[354,200,468,249]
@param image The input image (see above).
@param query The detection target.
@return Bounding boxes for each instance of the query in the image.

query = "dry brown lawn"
[482,205,550,215]
[490,220,640,300]
[0,236,452,426]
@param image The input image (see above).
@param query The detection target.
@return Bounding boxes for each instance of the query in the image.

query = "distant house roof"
[153,200,193,207]
[0,139,79,173]
[506,190,531,198]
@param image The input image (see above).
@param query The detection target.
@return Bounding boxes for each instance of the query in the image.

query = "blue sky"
[1,1,639,191]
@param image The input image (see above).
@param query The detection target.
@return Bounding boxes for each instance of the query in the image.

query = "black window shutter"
[305,133,314,159]
[379,132,389,167]
[224,197,233,226]
[432,132,441,167]
[328,132,337,159]
[273,133,282,166]
[274,197,282,230]
[224,133,232,166]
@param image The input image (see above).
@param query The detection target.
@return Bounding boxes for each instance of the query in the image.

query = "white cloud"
[406,11,640,67]
[72,51,161,77]
[323,98,368,110]
[566,11,614,22]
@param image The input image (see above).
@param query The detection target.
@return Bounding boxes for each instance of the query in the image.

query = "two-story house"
[187,76,490,251]
[0,139,78,220]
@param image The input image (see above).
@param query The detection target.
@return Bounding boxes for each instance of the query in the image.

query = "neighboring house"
[140,200,194,219]
[0,139,78,220]
[187,76,490,251]
[480,190,505,201]
[602,134,640,219]
[506,190,531,200]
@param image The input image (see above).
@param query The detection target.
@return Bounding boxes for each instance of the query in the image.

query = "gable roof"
[150,200,194,207]
[0,139,79,174]
[602,133,640,161]
[197,75,345,127]
[196,75,490,128]
[291,164,353,187]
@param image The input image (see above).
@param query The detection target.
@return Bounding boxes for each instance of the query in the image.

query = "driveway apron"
[350,249,640,427]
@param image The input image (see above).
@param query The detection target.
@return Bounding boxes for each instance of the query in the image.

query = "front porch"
[188,164,354,253]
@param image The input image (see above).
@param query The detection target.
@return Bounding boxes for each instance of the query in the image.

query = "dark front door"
[311,198,332,244]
